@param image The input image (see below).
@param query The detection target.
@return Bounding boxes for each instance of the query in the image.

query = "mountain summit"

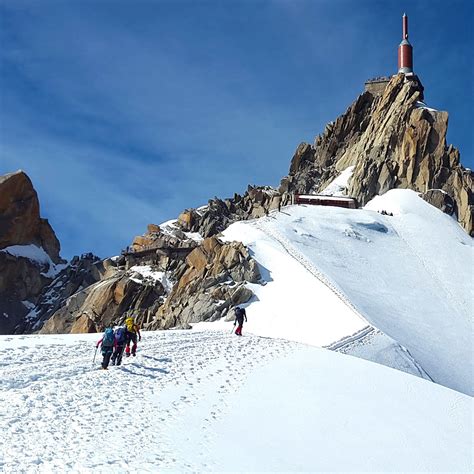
[281,73,472,235]
[0,71,472,337]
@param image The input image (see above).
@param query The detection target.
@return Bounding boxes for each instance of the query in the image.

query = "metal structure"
[398,13,413,74]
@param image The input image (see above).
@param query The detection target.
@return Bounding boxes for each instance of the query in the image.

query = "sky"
[1,0,473,259]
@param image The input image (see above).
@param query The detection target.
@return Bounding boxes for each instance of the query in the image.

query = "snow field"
[0,330,471,472]
[221,190,473,395]
[0,330,298,472]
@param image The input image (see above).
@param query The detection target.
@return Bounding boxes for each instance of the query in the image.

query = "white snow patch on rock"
[319,165,355,196]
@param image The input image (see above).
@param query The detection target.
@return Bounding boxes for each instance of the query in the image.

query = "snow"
[319,165,355,195]
[0,189,472,471]
[0,330,470,472]
[183,231,204,242]
[218,189,472,395]
[0,244,66,278]
[129,265,174,292]
[416,100,438,112]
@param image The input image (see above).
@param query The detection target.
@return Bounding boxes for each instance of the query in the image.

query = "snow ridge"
[252,216,371,328]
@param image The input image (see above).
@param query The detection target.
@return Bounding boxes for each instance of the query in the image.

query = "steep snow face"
[0,331,470,472]
[221,189,473,395]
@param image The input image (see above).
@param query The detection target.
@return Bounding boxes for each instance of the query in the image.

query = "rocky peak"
[0,170,68,334]
[0,170,61,262]
[281,74,473,235]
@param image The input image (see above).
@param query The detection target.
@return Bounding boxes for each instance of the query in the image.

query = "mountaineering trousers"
[101,348,113,369]
[111,344,125,365]
[125,332,138,356]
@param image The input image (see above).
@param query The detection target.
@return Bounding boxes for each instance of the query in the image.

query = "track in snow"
[0,330,299,472]
[252,213,431,380]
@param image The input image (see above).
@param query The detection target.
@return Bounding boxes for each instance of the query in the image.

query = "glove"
[139,336,142,342]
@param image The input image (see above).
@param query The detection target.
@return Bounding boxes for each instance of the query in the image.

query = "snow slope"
[0,331,471,472]
[219,189,473,395]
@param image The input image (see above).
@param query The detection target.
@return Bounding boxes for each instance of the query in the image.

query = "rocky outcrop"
[174,185,282,239]
[0,171,61,261]
[0,171,66,334]
[15,253,102,333]
[282,74,473,235]
[150,236,261,330]
[35,188,270,334]
[41,231,262,334]
[41,267,166,334]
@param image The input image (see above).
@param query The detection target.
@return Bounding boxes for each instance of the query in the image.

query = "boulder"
[422,189,455,215]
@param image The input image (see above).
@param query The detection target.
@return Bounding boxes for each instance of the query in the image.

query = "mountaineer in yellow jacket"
[124,316,141,357]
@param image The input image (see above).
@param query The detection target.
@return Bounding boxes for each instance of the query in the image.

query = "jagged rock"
[283,74,473,235]
[0,171,61,262]
[178,210,195,231]
[422,190,455,215]
[14,253,102,333]
[41,271,166,334]
[149,237,261,330]
[0,171,67,334]
[147,224,161,234]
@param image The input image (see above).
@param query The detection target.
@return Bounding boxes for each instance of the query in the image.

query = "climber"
[96,327,116,370]
[124,316,142,357]
[233,306,247,336]
[111,326,127,366]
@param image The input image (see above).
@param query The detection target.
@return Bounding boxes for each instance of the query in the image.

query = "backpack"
[125,317,135,332]
[115,327,127,344]
[102,328,115,348]
[235,307,244,319]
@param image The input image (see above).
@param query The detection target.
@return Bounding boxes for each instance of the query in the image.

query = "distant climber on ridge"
[233,306,247,336]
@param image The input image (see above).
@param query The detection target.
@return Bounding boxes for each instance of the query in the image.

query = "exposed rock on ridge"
[281,74,473,235]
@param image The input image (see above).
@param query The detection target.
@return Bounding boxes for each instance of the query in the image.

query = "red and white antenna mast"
[398,13,413,73]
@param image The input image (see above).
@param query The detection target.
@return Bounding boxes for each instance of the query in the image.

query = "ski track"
[253,214,431,380]
[252,217,373,336]
[0,330,299,473]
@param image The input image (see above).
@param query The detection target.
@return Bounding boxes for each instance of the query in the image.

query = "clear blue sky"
[1,0,473,258]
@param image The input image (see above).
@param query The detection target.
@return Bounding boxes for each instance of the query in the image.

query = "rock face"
[151,236,260,330]
[5,73,473,335]
[0,171,61,262]
[0,171,66,334]
[41,232,261,334]
[281,74,473,235]
[17,253,102,333]
[41,269,165,334]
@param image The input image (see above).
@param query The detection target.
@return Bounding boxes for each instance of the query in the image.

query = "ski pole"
[93,345,98,365]
[231,324,235,334]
